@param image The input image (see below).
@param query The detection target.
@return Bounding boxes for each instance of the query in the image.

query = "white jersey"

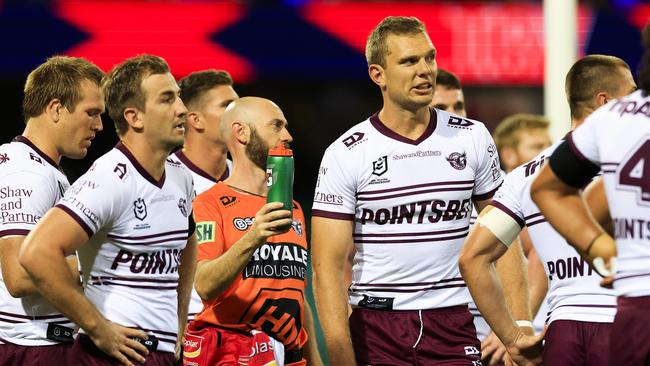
[570,89,650,298]
[492,142,616,324]
[0,136,74,345]
[313,109,503,310]
[168,150,231,320]
[57,142,194,353]
[170,150,231,195]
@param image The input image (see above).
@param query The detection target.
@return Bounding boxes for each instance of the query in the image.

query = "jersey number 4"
[618,139,650,204]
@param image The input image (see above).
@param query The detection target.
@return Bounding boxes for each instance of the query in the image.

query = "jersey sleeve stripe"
[490,201,525,228]
[55,204,94,238]
[472,183,502,201]
[0,229,30,238]
[311,209,355,221]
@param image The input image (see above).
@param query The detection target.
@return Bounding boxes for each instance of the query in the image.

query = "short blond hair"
[365,16,427,67]
[493,114,550,154]
[23,56,104,122]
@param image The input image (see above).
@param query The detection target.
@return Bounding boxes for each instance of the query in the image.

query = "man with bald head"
[185,97,321,366]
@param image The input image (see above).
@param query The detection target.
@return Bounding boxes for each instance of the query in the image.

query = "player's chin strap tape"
[548,139,600,189]
[475,208,521,247]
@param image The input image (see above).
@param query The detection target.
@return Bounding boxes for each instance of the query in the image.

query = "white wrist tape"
[475,207,521,247]
[592,257,617,277]
[515,320,534,328]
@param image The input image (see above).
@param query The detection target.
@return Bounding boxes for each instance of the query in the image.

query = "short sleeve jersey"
[56,142,194,353]
[567,89,650,297]
[312,109,503,310]
[493,142,616,324]
[168,150,231,320]
[0,136,74,345]
[193,183,308,351]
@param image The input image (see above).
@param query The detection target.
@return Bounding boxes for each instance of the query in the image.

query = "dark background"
[0,0,646,212]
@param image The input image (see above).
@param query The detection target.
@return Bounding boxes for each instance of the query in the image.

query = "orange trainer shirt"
[192,182,308,351]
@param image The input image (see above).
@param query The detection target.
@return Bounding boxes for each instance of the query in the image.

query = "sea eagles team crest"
[133,197,147,220]
[372,155,388,176]
[446,152,467,170]
[178,198,188,217]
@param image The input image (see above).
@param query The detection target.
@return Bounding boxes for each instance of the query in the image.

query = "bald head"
[221,97,285,142]
[221,97,292,170]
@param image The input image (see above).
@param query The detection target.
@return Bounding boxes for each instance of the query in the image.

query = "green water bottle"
[266,142,294,227]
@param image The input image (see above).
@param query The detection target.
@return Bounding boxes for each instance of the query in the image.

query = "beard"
[245,127,269,170]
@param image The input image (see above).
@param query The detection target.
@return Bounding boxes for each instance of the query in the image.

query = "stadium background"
[0,0,646,362]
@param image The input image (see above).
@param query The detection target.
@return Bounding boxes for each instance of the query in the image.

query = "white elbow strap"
[475,208,521,247]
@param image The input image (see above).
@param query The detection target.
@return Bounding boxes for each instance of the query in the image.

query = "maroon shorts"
[349,305,481,366]
[68,334,176,366]
[543,319,611,366]
[0,342,71,366]
[609,296,650,366]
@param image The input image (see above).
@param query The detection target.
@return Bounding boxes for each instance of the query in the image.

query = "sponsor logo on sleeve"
[133,198,147,220]
[313,191,344,206]
[233,217,255,231]
[447,116,474,129]
[0,153,9,164]
[165,157,181,167]
[372,155,388,176]
[446,152,467,170]
[114,163,127,179]
[342,132,367,149]
[0,186,40,224]
[219,195,237,207]
[196,221,215,244]
[29,152,42,164]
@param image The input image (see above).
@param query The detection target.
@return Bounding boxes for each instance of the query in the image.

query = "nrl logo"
[133,197,147,220]
[446,152,467,170]
[372,155,388,176]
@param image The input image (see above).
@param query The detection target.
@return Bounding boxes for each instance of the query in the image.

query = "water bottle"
[266,142,294,228]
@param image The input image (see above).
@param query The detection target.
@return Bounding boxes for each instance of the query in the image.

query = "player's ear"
[123,107,143,130]
[187,111,202,131]
[368,64,386,90]
[46,98,63,123]
[595,91,609,107]
[232,121,248,144]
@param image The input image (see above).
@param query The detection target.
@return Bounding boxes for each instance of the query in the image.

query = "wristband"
[515,320,533,328]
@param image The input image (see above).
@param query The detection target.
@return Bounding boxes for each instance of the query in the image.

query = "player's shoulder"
[509,142,560,183]
[165,153,193,182]
[326,117,374,154]
[0,138,58,176]
[595,89,648,121]
[195,181,229,205]
[78,146,138,187]
[435,109,489,136]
